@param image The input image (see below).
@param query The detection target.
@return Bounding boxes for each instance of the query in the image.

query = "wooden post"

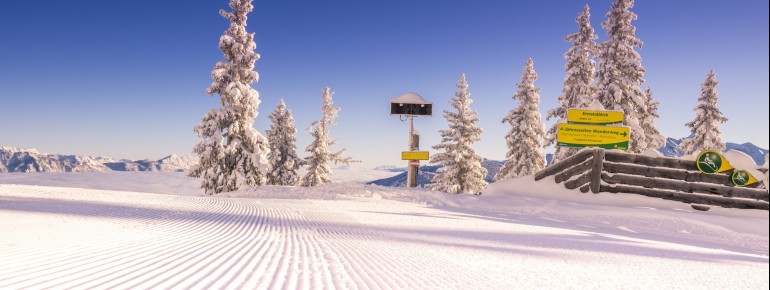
[554,158,593,183]
[406,117,419,188]
[604,151,698,171]
[603,161,733,186]
[600,173,769,201]
[589,148,605,193]
[600,184,769,211]
[534,149,594,181]
[565,172,592,190]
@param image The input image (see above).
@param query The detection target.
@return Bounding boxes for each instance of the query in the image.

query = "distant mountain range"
[370,139,767,187]
[659,138,767,164]
[368,159,505,187]
[3,138,766,175]
[0,147,197,173]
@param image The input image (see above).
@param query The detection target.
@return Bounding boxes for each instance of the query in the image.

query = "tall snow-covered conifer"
[545,4,599,163]
[188,0,269,194]
[301,88,357,187]
[427,74,488,194]
[496,58,547,181]
[266,99,302,186]
[679,70,728,155]
[641,87,665,150]
[595,0,660,153]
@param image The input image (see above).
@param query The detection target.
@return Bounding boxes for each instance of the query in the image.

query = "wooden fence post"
[534,149,593,181]
[590,148,605,194]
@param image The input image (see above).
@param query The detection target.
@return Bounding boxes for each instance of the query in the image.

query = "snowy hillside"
[0,172,767,289]
[725,142,769,164]
[658,137,686,157]
[659,138,767,165]
[103,154,198,172]
[0,146,108,173]
[369,159,504,187]
[0,147,197,173]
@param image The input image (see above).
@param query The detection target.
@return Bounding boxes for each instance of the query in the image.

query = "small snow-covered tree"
[641,87,666,149]
[595,0,651,153]
[427,74,488,194]
[679,70,728,155]
[301,87,357,187]
[545,4,599,164]
[496,58,547,181]
[188,0,270,194]
[266,99,302,186]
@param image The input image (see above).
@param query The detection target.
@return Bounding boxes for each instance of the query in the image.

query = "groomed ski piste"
[1,169,767,289]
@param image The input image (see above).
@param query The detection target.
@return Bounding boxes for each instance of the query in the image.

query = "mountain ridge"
[0,147,197,173]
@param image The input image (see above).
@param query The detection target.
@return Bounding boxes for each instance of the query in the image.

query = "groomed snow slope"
[0,171,768,289]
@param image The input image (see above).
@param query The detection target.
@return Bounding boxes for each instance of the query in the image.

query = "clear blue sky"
[1,0,767,167]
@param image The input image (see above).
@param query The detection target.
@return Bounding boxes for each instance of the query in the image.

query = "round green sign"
[696,151,723,174]
[731,170,752,187]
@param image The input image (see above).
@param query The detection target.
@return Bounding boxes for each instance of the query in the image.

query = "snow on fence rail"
[534,148,769,211]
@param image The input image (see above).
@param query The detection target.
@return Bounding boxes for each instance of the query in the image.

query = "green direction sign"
[695,150,733,174]
[567,109,624,125]
[556,123,629,150]
[731,170,759,187]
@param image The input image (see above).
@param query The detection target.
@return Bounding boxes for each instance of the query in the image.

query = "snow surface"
[390,92,432,105]
[1,170,767,289]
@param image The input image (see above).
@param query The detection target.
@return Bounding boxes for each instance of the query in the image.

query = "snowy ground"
[0,169,767,289]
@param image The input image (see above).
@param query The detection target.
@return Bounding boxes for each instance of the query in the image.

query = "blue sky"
[1,0,767,167]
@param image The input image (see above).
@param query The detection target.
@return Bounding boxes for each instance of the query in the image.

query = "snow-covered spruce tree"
[678,70,728,155]
[595,0,660,153]
[496,58,547,181]
[641,87,665,150]
[266,99,302,186]
[301,87,357,187]
[427,74,488,194]
[545,4,599,164]
[188,0,269,195]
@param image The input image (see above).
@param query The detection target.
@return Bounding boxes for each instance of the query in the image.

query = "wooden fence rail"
[535,148,768,211]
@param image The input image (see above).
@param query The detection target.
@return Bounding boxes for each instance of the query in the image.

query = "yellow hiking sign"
[567,109,624,125]
[557,123,629,150]
[401,151,429,160]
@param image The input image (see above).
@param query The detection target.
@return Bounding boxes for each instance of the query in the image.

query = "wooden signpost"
[391,92,432,188]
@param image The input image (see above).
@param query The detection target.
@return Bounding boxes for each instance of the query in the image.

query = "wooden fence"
[534,148,769,211]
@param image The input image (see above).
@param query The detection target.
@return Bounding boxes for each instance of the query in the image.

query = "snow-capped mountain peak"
[0,146,197,173]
